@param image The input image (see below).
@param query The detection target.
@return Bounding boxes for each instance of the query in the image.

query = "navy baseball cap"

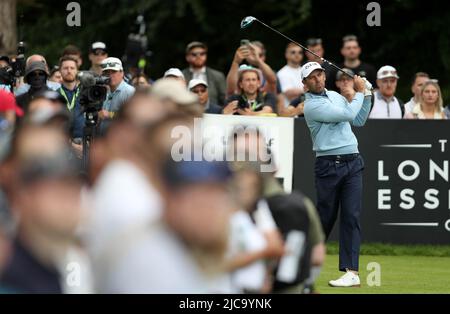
[163,158,232,188]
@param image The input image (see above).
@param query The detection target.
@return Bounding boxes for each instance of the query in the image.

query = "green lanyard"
[59,86,80,111]
[242,93,263,111]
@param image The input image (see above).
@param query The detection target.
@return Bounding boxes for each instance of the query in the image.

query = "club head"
[240,16,256,29]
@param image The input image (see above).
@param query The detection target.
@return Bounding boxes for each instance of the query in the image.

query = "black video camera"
[123,14,152,75]
[0,42,26,88]
[77,71,110,112]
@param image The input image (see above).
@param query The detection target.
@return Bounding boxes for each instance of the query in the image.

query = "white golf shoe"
[328,269,361,287]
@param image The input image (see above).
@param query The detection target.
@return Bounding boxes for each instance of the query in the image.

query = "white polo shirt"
[277,65,304,107]
[369,91,402,119]
[404,97,420,117]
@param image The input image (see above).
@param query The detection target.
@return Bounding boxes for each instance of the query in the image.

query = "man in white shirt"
[369,65,403,119]
[277,43,304,107]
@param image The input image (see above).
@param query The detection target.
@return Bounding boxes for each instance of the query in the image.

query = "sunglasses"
[380,70,398,77]
[29,71,47,77]
[191,87,207,94]
[94,50,107,56]
[101,62,121,69]
[190,51,207,57]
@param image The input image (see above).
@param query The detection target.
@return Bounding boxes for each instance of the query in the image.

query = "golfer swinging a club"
[302,62,372,287]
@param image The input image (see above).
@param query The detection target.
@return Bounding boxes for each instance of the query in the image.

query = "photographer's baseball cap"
[336,68,355,81]
[185,41,208,54]
[164,68,185,80]
[188,79,208,90]
[91,41,107,53]
[101,57,123,72]
[151,78,197,105]
[301,62,325,81]
[377,65,399,80]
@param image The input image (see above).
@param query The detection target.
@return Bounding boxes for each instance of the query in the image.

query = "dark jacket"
[16,86,51,114]
[182,67,226,107]
[205,101,223,114]
[0,238,63,293]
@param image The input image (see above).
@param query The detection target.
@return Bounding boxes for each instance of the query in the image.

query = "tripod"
[81,110,99,174]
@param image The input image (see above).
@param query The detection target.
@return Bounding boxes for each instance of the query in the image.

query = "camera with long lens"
[0,42,26,88]
[77,71,110,112]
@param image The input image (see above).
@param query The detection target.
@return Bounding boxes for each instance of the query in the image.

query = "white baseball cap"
[164,68,185,80]
[151,78,197,105]
[301,62,325,81]
[188,79,208,90]
[377,65,399,80]
[101,57,123,72]
[91,41,107,52]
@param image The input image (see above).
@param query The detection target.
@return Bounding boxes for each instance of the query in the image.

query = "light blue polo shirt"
[303,89,372,157]
[102,80,135,114]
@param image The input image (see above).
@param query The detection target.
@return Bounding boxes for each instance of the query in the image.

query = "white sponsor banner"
[202,114,294,192]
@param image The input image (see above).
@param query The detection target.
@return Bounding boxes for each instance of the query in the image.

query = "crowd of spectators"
[0,34,448,293]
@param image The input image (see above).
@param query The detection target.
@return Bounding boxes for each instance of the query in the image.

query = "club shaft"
[254,19,353,79]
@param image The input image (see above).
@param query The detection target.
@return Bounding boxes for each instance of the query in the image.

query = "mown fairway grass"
[317,242,450,294]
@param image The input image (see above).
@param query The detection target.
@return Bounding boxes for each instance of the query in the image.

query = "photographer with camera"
[99,57,135,128]
[0,56,13,92]
[224,65,276,116]
[57,56,85,158]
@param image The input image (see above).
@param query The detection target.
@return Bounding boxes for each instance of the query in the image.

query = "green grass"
[317,254,450,294]
[326,242,450,257]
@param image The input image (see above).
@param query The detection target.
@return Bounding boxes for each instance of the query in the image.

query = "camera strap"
[59,86,80,111]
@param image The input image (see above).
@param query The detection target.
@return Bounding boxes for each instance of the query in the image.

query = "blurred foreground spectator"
[0,124,92,293]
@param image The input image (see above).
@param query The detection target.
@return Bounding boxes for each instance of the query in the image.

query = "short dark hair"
[185,41,208,54]
[286,42,302,51]
[411,72,429,85]
[342,34,358,44]
[306,38,322,47]
[62,44,82,57]
[59,55,79,68]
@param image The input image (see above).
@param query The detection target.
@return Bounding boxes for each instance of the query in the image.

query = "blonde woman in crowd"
[405,80,447,120]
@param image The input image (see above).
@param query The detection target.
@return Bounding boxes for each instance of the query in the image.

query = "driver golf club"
[240,16,373,90]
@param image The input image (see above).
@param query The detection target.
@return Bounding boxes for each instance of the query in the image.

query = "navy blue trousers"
[314,154,364,272]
